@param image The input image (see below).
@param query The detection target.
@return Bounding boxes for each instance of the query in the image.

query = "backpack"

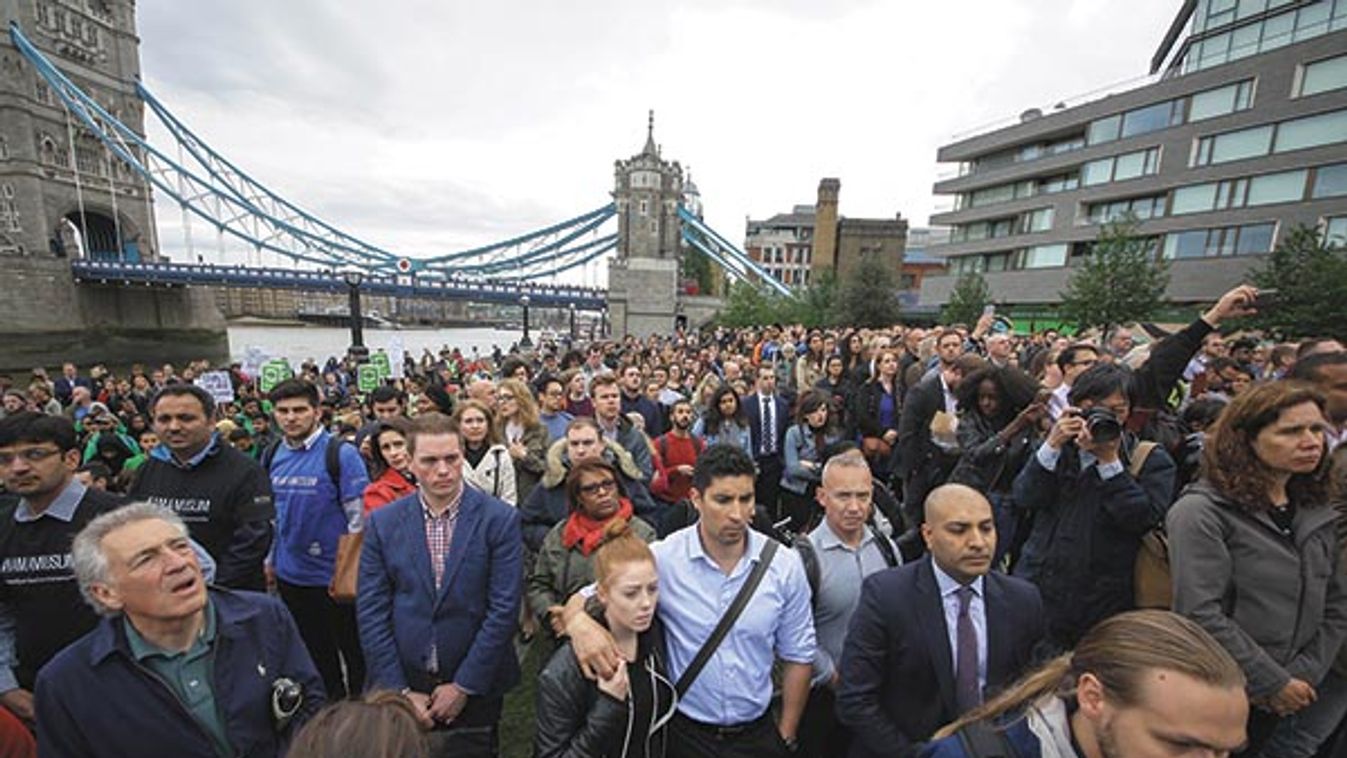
[261,435,346,489]
[794,527,899,610]
[1129,441,1173,609]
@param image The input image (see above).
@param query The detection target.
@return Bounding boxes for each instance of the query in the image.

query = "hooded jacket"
[1169,479,1347,699]
[519,438,655,552]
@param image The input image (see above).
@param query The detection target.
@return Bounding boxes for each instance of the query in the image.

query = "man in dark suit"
[896,350,984,533]
[51,362,93,408]
[836,484,1044,758]
[357,412,523,758]
[743,363,790,521]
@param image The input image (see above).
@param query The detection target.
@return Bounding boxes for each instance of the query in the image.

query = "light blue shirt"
[931,561,988,695]
[805,520,896,687]
[652,526,816,725]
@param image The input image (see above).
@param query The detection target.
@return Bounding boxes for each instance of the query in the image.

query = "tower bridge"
[0,7,785,370]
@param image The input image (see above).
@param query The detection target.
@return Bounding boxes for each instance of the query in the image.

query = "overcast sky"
[137,0,1183,276]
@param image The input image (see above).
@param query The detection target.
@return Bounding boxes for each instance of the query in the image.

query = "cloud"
[135,0,1182,276]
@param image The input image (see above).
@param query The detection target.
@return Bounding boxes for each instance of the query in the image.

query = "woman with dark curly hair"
[948,365,1046,568]
[1168,381,1346,758]
[690,385,752,456]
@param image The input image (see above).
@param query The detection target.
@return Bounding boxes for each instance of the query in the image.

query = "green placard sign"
[357,364,380,393]
[371,351,391,380]
[259,360,293,394]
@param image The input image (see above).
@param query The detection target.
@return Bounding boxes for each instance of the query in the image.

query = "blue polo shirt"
[269,427,368,587]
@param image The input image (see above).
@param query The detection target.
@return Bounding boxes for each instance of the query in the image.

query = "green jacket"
[526,514,656,628]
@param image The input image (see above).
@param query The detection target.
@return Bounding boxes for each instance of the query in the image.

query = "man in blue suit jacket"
[836,484,1044,758]
[742,363,790,519]
[357,412,522,757]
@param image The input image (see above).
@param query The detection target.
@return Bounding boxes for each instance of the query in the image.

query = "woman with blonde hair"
[496,377,548,503]
[922,610,1247,757]
[1168,381,1344,757]
[452,399,517,505]
[534,519,672,758]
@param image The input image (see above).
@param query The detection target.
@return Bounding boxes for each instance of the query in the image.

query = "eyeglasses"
[578,480,617,495]
[0,447,62,467]
[496,394,516,402]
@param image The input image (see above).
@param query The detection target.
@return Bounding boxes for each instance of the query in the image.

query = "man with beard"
[129,385,274,591]
[0,413,123,728]
[649,399,704,535]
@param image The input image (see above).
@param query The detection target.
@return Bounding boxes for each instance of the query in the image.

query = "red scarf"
[562,498,635,556]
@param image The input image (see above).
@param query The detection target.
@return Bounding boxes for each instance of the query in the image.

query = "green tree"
[717,279,782,327]
[1246,225,1347,340]
[1059,217,1169,336]
[942,271,992,327]
[834,253,902,328]
[681,249,716,296]
[784,269,836,327]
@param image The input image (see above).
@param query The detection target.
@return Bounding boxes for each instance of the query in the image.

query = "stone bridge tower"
[0,1,225,370]
[607,112,684,338]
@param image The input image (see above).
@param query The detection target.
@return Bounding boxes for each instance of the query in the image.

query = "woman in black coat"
[534,522,675,758]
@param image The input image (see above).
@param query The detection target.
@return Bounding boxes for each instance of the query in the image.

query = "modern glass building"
[920,0,1347,318]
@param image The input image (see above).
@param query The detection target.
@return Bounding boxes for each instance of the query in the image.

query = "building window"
[1299,53,1347,96]
[1087,115,1121,145]
[1162,222,1277,259]
[1324,216,1347,246]
[1184,1,1347,72]
[1020,207,1054,233]
[1273,108,1347,153]
[1312,162,1347,198]
[1083,147,1160,186]
[1121,100,1185,139]
[1192,125,1273,166]
[1087,194,1167,223]
[1023,243,1068,269]
[639,200,648,216]
[1172,169,1307,214]
[1189,79,1256,121]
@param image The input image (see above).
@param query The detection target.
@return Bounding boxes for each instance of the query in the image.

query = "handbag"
[328,531,364,603]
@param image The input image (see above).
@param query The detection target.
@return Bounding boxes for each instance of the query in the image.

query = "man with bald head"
[837,485,1044,758]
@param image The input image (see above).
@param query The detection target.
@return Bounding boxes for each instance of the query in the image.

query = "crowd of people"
[0,281,1344,758]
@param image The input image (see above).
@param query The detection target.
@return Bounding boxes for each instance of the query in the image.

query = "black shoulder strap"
[260,439,281,472]
[955,721,1014,758]
[869,525,899,568]
[793,534,821,609]
[324,435,344,489]
[675,539,779,698]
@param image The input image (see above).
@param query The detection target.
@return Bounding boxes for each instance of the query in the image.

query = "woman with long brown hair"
[452,399,517,505]
[922,610,1247,757]
[1168,381,1344,757]
[362,418,417,514]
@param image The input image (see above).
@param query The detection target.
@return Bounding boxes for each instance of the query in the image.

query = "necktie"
[762,396,774,455]
[955,586,981,713]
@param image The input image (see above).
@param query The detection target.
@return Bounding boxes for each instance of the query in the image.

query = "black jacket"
[129,442,275,591]
[851,379,901,440]
[1012,436,1176,649]
[534,619,672,758]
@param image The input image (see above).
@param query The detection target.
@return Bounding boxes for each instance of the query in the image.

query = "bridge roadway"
[71,260,608,310]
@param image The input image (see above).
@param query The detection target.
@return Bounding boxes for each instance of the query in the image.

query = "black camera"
[1082,408,1122,443]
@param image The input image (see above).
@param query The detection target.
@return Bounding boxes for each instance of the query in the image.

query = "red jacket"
[363,468,416,514]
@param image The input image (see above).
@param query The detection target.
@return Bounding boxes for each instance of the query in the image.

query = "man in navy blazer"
[836,484,1044,758]
[742,363,790,518]
[357,412,522,756]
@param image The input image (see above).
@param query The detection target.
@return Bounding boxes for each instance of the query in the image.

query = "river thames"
[226,323,525,364]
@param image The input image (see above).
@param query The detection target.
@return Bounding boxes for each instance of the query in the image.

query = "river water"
[227,324,524,364]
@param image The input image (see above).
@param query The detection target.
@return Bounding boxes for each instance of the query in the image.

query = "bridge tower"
[607,112,684,338]
[0,2,225,370]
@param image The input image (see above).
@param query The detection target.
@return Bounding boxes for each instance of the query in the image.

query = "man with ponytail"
[919,610,1248,758]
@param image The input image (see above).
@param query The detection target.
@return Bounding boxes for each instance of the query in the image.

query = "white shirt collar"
[931,558,985,599]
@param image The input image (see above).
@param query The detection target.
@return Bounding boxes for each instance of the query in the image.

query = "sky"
[136,0,1183,277]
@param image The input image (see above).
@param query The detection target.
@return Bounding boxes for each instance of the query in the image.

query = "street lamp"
[519,294,533,348]
[341,266,369,363]
[567,303,576,342]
